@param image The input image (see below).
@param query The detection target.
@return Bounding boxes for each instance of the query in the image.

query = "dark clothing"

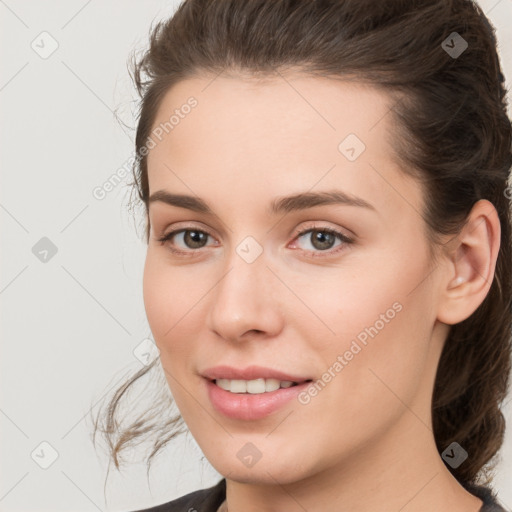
[131,479,226,512]
[463,480,510,512]
[131,477,509,511]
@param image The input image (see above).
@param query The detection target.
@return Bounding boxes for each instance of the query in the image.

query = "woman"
[93,0,512,510]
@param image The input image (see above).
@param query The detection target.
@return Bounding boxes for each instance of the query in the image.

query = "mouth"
[204,377,314,420]
[201,365,313,386]
[208,377,313,394]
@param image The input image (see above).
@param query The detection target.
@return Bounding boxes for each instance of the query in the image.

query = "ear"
[436,199,501,325]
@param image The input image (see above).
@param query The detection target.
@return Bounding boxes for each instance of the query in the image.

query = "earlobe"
[437,199,501,325]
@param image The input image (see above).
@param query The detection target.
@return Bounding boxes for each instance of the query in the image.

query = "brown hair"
[92,0,512,488]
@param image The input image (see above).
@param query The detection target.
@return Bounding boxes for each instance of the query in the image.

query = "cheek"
[142,252,199,360]
[142,253,172,340]
[307,248,435,399]
[142,256,201,410]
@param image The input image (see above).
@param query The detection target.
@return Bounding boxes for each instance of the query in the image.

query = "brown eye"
[180,230,209,249]
[308,230,338,250]
[291,226,354,258]
[157,228,212,252]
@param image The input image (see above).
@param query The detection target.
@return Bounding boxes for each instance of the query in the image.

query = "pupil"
[312,230,334,250]
[185,230,207,248]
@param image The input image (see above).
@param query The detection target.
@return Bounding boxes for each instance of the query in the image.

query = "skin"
[142,71,500,512]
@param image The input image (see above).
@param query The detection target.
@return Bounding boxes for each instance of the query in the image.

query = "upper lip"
[201,365,312,383]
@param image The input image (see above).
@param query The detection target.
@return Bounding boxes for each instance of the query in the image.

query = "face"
[143,73,448,485]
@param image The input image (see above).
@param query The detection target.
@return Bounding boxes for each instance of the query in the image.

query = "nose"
[206,246,283,343]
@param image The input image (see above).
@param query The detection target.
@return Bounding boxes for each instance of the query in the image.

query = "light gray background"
[1,1,511,511]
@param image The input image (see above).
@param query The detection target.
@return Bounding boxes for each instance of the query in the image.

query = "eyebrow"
[148,189,376,216]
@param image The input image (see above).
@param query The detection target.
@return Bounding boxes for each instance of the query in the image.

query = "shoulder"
[130,479,226,512]
[462,480,510,512]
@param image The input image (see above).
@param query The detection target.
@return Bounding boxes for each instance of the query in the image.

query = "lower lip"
[205,379,311,420]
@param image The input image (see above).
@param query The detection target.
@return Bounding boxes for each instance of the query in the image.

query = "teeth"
[215,378,297,394]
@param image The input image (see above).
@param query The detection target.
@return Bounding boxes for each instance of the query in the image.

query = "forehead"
[149,72,395,158]
[146,73,422,222]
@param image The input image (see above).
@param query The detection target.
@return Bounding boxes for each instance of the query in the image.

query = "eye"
[156,228,215,255]
[156,224,354,258]
[290,225,354,257]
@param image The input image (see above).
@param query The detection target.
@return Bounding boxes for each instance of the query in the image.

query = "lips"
[205,379,312,420]
[201,364,312,383]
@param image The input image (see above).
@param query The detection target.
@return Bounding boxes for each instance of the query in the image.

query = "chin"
[207,451,312,486]
[221,466,302,485]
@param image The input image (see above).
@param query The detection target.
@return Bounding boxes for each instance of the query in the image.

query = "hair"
[92,0,512,489]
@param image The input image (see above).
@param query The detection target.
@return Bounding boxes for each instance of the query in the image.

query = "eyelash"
[156,224,354,259]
